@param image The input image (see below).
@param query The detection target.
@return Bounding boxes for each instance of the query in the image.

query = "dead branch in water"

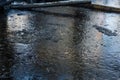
[10,0,91,8]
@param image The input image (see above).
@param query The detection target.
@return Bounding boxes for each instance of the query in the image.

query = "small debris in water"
[93,25,117,36]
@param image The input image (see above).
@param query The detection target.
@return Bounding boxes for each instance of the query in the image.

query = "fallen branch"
[10,0,120,13]
[10,0,91,9]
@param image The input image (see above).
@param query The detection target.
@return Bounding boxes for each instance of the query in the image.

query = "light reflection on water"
[0,0,120,80]
[92,0,120,8]
[7,10,35,32]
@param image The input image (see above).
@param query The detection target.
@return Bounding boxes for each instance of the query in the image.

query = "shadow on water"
[31,8,87,80]
[71,10,87,80]
[29,9,85,19]
[15,7,86,19]
[0,13,14,79]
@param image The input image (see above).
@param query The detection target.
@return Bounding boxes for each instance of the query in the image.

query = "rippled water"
[0,0,120,80]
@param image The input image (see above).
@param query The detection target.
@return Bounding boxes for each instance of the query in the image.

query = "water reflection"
[7,10,38,80]
[82,6,120,80]
[92,0,120,8]
[0,0,120,80]
[7,7,87,80]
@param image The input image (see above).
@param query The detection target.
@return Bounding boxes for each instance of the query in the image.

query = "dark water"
[0,1,120,80]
